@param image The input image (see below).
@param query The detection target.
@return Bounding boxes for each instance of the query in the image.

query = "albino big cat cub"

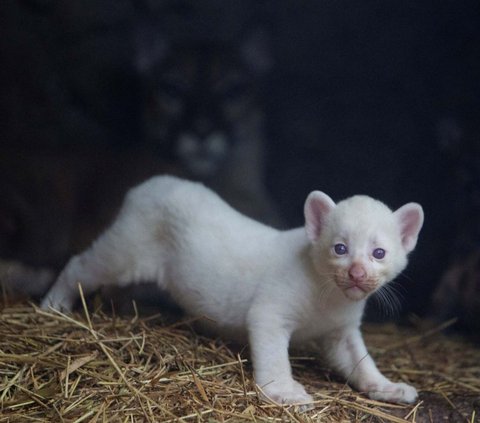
[42,175,424,406]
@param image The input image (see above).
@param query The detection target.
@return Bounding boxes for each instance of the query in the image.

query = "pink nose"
[348,263,367,282]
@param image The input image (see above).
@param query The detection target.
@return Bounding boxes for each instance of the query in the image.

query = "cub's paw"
[40,293,73,312]
[366,381,418,404]
[260,380,314,410]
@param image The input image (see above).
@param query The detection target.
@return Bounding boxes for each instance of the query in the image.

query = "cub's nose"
[348,263,367,282]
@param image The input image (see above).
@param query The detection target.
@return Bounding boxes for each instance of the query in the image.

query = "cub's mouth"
[342,285,369,301]
[335,276,378,301]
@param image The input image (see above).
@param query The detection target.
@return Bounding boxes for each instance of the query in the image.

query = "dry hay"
[0,291,478,423]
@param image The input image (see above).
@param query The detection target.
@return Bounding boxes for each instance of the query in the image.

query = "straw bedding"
[0,291,478,422]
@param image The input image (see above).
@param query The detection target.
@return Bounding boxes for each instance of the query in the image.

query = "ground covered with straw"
[0,294,478,422]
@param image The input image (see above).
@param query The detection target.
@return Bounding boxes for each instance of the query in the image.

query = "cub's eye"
[372,248,386,259]
[334,243,348,255]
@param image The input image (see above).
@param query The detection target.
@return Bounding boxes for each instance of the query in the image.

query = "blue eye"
[373,248,386,259]
[334,243,348,255]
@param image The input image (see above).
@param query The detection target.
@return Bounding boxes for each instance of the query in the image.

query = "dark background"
[1,0,479,328]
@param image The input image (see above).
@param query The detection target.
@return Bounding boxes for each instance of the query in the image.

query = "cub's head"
[304,192,424,301]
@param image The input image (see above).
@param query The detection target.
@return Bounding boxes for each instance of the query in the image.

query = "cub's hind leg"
[42,218,166,311]
[41,253,103,311]
[41,178,175,312]
[40,234,132,312]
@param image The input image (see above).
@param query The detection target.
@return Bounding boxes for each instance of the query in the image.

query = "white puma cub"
[42,175,423,406]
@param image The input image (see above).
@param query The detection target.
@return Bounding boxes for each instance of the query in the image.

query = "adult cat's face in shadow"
[136,30,271,178]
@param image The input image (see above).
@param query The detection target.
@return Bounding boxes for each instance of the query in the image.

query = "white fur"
[42,176,424,406]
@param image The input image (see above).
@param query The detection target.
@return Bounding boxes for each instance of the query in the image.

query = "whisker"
[396,271,416,284]
[386,280,406,299]
[372,283,403,318]
[312,271,340,278]
[376,290,394,318]
[316,278,337,307]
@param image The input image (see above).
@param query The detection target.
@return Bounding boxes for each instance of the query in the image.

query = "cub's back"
[122,175,273,238]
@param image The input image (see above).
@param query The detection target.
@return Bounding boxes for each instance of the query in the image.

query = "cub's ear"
[304,191,336,242]
[394,203,424,253]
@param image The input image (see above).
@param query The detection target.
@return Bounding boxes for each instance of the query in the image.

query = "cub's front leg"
[324,327,418,404]
[247,308,313,407]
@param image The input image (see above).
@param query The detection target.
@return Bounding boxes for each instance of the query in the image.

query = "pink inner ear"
[304,192,335,242]
[396,204,424,252]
